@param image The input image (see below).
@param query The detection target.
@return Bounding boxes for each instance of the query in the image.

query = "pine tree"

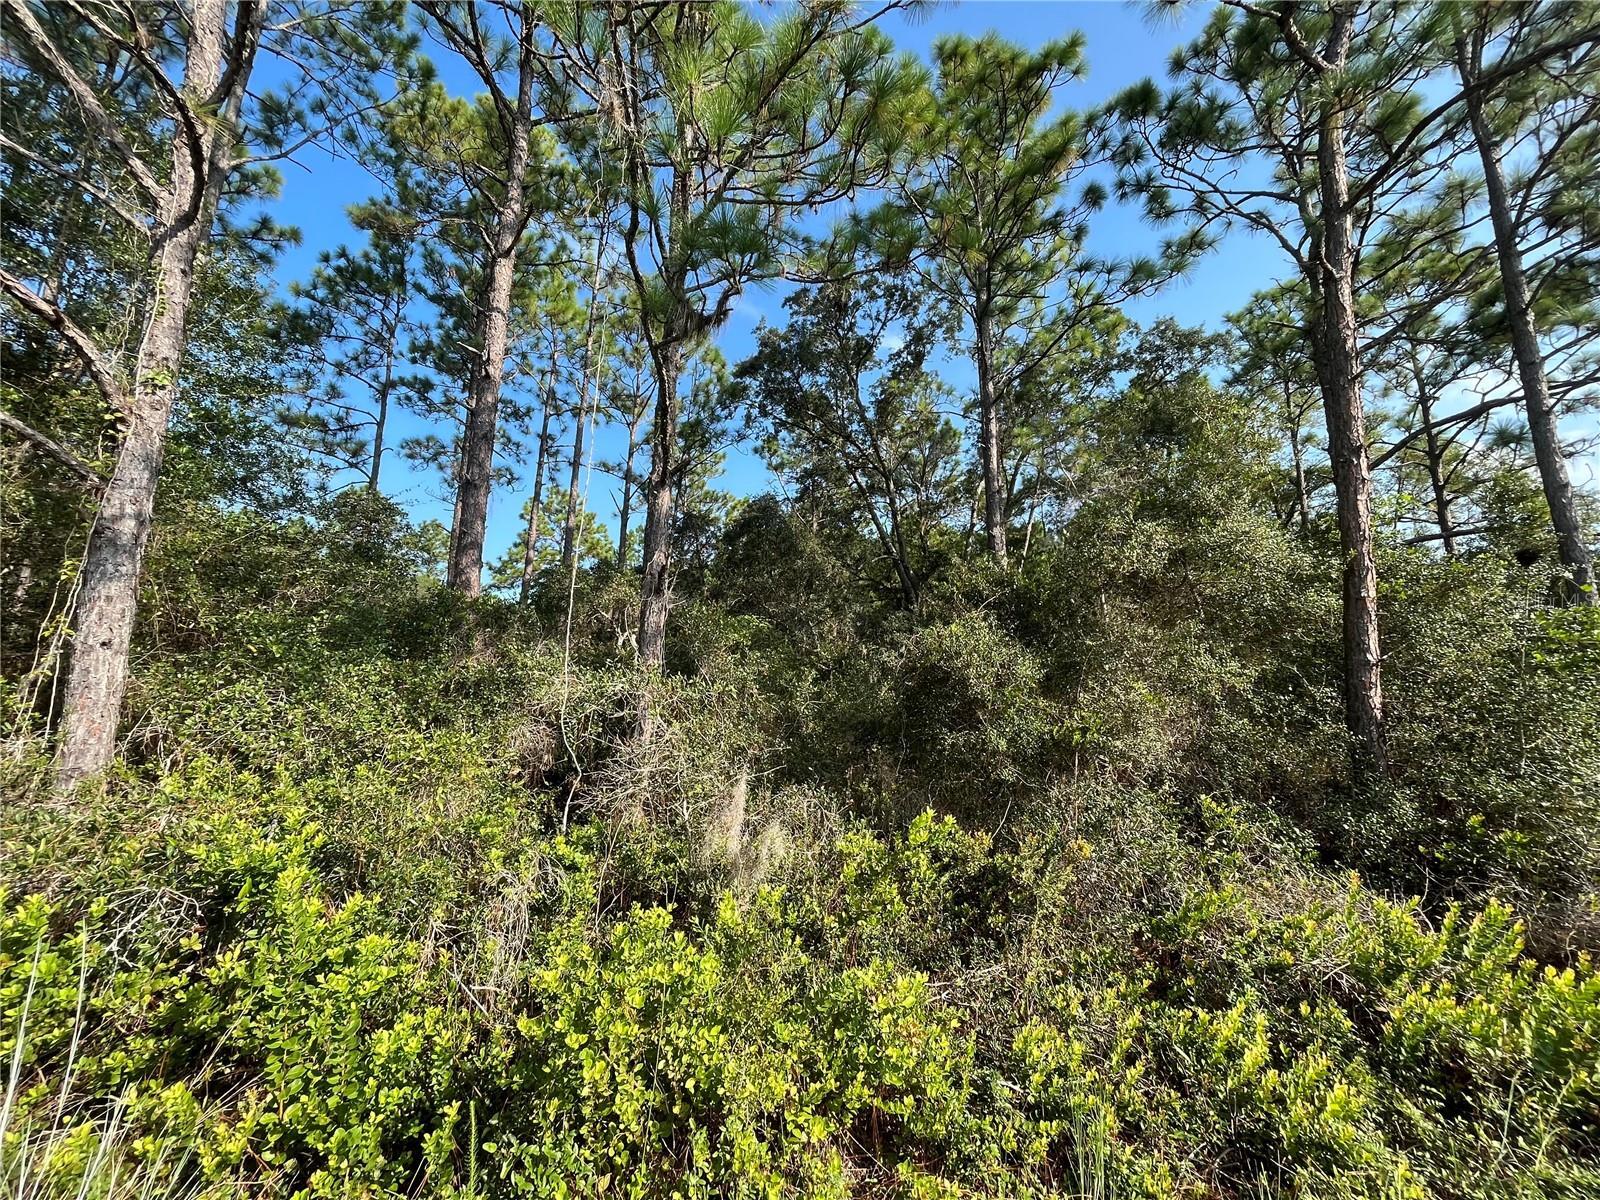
[559,213,617,575]
[511,261,584,603]
[282,205,421,492]
[492,489,610,595]
[880,34,1179,563]
[0,0,413,788]
[541,0,923,668]
[1450,2,1600,602]
[1098,0,1583,777]
[414,1,561,595]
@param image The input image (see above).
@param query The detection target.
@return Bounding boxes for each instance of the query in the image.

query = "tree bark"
[1312,63,1387,780]
[636,343,681,667]
[973,304,1008,564]
[631,144,693,672]
[447,258,517,594]
[1457,31,1595,603]
[445,29,536,596]
[55,0,249,790]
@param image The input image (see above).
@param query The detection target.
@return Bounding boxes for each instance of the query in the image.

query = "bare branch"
[0,410,105,488]
[0,266,125,409]
[0,134,148,230]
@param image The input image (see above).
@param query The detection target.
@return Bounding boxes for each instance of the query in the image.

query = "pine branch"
[0,267,125,410]
[0,411,105,488]
[0,0,164,204]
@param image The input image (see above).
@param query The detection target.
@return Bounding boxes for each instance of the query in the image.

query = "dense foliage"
[4,2,1600,1198]
[4,460,1598,1197]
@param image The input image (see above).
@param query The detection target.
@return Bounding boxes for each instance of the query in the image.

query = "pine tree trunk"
[561,235,608,572]
[1314,96,1388,781]
[560,407,586,573]
[369,313,398,492]
[632,153,692,673]
[974,306,1008,564]
[520,396,553,605]
[446,46,535,596]
[616,407,643,570]
[636,344,681,667]
[1409,352,1455,556]
[55,0,243,791]
[447,250,518,595]
[1458,34,1595,603]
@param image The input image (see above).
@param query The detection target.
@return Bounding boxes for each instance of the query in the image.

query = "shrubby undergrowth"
[4,494,1599,1197]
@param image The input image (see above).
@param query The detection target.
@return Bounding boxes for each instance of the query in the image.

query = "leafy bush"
[5,388,1597,1198]
[9,749,1596,1200]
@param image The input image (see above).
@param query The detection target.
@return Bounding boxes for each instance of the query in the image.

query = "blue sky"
[264,2,1292,568]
